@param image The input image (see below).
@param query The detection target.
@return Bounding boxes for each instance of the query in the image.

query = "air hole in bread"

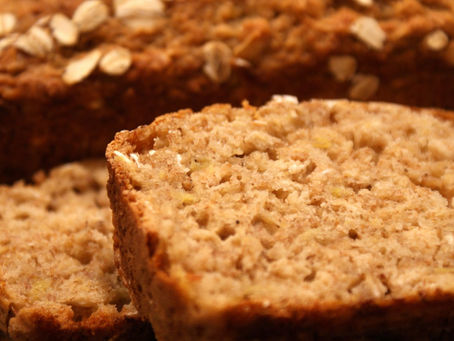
[304,270,317,282]
[109,288,131,312]
[329,111,338,123]
[252,214,279,235]
[348,274,366,293]
[132,182,142,191]
[217,225,235,241]
[182,178,193,191]
[348,229,360,240]
[70,304,96,322]
[260,237,274,250]
[196,212,209,228]
[45,202,57,212]
[290,161,316,184]
[266,149,278,161]
[72,187,82,194]
[405,127,416,137]
[14,212,30,220]
[272,189,289,201]
[66,245,93,265]
[147,234,158,258]
[219,173,232,184]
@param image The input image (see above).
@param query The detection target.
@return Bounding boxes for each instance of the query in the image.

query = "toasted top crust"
[0,160,153,340]
[107,98,454,328]
[1,0,454,99]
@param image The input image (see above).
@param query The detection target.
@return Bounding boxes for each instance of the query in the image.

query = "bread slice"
[2,0,454,183]
[107,98,454,340]
[0,160,154,340]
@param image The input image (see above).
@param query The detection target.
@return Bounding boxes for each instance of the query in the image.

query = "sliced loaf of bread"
[2,0,454,183]
[107,98,454,340]
[0,160,154,340]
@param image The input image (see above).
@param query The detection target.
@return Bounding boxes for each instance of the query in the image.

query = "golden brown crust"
[9,305,154,341]
[107,99,454,340]
[3,0,454,182]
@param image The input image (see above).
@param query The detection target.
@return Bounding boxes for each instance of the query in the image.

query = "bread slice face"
[0,160,154,340]
[107,99,454,340]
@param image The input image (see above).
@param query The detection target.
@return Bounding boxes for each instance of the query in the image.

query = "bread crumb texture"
[0,161,152,340]
[109,99,454,320]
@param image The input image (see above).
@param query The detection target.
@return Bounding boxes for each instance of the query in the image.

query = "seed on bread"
[203,41,232,83]
[113,151,133,164]
[232,57,251,68]
[0,13,16,36]
[14,26,53,57]
[114,0,164,18]
[425,30,449,51]
[329,55,357,82]
[114,0,164,30]
[354,0,373,6]
[349,74,379,100]
[271,94,299,104]
[35,15,51,27]
[72,0,109,33]
[50,14,79,46]
[99,47,132,75]
[350,16,386,50]
[63,49,101,85]
[0,33,17,52]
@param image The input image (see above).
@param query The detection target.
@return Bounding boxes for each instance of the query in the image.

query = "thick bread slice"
[0,160,154,340]
[107,98,454,340]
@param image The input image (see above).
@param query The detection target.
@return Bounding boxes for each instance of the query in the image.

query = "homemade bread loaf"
[0,160,154,340]
[107,98,454,340]
[2,0,454,182]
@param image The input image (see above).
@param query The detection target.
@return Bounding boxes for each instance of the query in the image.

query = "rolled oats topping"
[350,17,386,50]
[36,15,51,27]
[63,49,102,85]
[99,47,132,75]
[14,26,53,57]
[72,0,109,33]
[349,74,380,100]
[272,95,299,104]
[114,0,164,30]
[354,0,373,6]
[114,0,164,18]
[50,14,79,46]
[0,13,16,36]
[203,41,232,83]
[232,58,251,68]
[425,29,449,51]
[329,55,357,82]
[0,33,17,52]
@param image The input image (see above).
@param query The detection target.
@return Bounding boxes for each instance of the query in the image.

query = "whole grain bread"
[107,98,454,340]
[0,160,154,340]
[2,0,454,182]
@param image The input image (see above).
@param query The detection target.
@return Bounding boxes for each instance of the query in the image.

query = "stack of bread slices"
[1,1,454,340]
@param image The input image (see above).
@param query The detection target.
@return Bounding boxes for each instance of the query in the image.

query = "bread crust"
[3,0,454,182]
[8,306,154,341]
[107,100,454,340]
